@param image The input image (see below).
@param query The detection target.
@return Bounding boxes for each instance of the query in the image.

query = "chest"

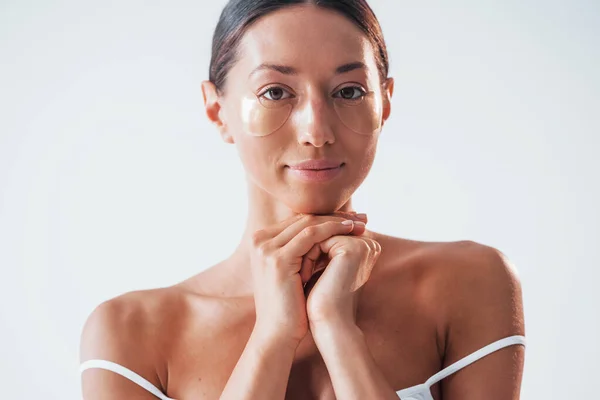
[168,302,443,400]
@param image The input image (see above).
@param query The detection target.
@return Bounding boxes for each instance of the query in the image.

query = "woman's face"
[204,5,393,214]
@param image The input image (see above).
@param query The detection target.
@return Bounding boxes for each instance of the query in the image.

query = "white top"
[80,334,526,400]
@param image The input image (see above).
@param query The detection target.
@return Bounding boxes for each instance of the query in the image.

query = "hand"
[249,212,367,347]
[305,230,381,328]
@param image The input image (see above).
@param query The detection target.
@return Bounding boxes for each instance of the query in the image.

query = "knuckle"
[343,246,360,258]
[374,240,382,253]
[358,241,372,257]
[251,230,266,247]
[303,226,317,237]
[365,239,382,259]
[365,239,376,252]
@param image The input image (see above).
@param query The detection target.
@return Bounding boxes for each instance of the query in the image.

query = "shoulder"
[422,239,523,294]
[396,238,524,338]
[427,240,525,341]
[376,235,525,354]
[381,236,526,392]
[80,285,203,360]
[422,240,526,396]
[79,283,236,366]
[380,236,523,315]
[79,286,192,395]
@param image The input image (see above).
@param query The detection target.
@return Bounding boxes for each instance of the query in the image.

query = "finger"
[308,211,364,222]
[256,213,306,242]
[354,213,368,222]
[349,220,366,235]
[318,229,368,257]
[318,232,377,263]
[272,214,352,247]
[299,243,321,284]
[279,219,355,258]
[326,210,367,222]
[260,212,366,245]
[299,220,364,284]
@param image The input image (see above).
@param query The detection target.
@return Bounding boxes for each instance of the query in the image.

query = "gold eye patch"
[332,91,382,135]
[239,89,383,137]
[240,92,294,137]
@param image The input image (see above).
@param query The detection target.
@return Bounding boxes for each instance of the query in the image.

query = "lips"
[287,159,343,170]
[286,159,345,182]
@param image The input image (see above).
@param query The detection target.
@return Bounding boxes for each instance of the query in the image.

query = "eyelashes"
[261,86,292,101]
[333,86,367,100]
[259,85,367,102]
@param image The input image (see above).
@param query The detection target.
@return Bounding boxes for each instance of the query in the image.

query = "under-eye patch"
[240,92,294,137]
[239,88,383,137]
[332,91,382,135]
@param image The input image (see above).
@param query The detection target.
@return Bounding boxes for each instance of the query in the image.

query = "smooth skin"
[80,5,525,400]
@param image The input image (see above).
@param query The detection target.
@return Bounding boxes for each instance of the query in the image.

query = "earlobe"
[201,80,234,144]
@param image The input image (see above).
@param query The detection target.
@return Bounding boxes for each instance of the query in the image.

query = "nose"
[293,96,335,147]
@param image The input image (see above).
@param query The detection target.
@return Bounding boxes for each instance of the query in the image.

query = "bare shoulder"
[422,239,526,344]
[79,286,196,396]
[79,284,221,363]
[79,281,252,397]
[383,235,524,335]
[376,234,523,325]
[377,234,526,396]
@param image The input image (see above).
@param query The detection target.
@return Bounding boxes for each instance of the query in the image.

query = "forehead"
[236,5,377,77]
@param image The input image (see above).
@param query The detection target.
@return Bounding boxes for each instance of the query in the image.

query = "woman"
[79,1,526,399]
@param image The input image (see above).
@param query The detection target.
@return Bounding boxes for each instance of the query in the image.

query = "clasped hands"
[249,211,381,346]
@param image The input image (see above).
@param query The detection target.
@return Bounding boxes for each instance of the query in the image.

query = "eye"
[260,86,293,101]
[335,86,366,100]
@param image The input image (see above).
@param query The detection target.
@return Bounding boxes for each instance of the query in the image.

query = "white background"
[1,0,598,398]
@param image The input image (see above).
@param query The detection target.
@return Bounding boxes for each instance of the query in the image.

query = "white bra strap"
[80,359,176,400]
[425,335,526,386]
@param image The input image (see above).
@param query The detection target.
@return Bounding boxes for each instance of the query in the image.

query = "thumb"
[319,235,350,258]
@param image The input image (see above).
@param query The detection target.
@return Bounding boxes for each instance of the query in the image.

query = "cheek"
[346,135,378,165]
[225,106,288,178]
[234,136,281,182]
[235,138,264,170]
[341,136,378,183]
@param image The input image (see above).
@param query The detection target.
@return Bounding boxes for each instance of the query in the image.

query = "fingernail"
[341,220,354,226]
[355,213,367,221]
[354,221,366,228]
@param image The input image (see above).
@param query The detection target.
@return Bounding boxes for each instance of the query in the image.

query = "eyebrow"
[248,61,367,78]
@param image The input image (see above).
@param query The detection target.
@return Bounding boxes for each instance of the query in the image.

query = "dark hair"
[208,0,389,94]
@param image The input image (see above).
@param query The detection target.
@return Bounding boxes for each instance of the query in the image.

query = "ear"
[201,80,234,144]
[381,77,394,124]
